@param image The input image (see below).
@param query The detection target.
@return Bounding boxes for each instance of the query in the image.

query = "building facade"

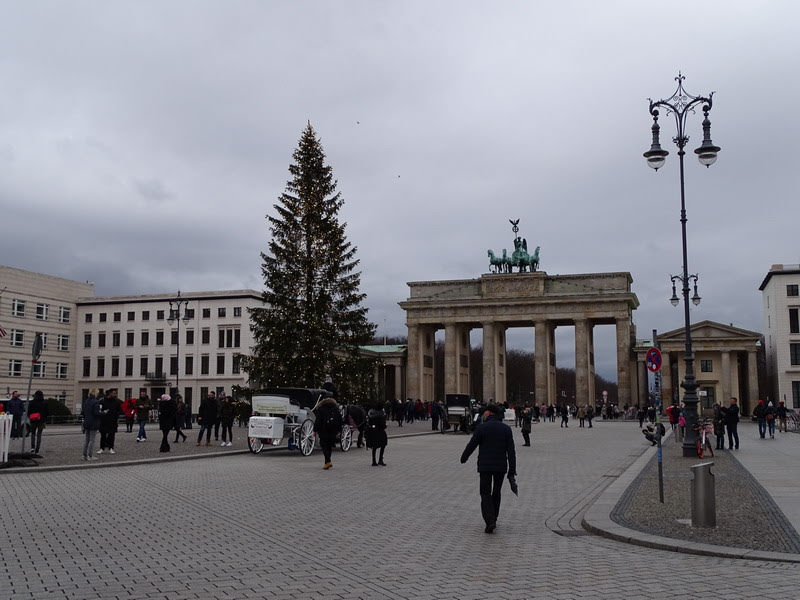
[760,264,800,408]
[1,265,94,407]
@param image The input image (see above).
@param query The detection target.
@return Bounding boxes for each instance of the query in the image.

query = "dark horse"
[343,404,367,448]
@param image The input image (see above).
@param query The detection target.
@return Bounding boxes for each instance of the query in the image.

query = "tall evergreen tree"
[242,123,376,400]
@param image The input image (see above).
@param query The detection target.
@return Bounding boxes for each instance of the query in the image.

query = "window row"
[7,360,68,378]
[7,331,70,351]
[83,328,240,349]
[10,300,71,322]
[80,354,241,378]
[83,306,243,323]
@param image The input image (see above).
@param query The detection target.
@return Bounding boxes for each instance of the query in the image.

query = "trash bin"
[690,461,716,527]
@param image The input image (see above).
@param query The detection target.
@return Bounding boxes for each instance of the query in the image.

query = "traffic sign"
[646,347,662,372]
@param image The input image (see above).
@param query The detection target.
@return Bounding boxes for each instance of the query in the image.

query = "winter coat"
[99,396,121,433]
[198,396,218,424]
[753,402,766,419]
[8,396,23,417]
[721,403,740,426]
[27,393,48,424]
[158,398,177,432]
[365,409,388,449]
[460,415,516,475]
[82,395,102,431]
[520,411,532,433]
[136,397,151,421]
[219,399,235,425]
[313,397,342,441]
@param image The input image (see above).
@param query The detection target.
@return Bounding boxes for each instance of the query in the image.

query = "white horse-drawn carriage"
[247,388,353,455]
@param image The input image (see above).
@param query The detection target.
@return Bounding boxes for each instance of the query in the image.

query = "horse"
[530,246,540,272]
[343,403,367,448]
[488,249,505,273]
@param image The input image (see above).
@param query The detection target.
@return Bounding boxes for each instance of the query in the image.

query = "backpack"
[322,408,342,433]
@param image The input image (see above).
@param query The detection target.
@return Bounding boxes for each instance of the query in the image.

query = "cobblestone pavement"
[2,421,799,599]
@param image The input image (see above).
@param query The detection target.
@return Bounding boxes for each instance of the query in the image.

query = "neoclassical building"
[399,271,639,408]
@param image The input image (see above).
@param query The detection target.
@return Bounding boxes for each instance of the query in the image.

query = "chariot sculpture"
[487,219,540,273]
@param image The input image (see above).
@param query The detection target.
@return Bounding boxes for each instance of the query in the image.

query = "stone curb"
[582,433,800,564]
[0,429,436,474]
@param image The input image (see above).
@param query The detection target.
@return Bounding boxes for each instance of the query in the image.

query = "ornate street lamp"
[644,73,720,457]
[167,291,191,426]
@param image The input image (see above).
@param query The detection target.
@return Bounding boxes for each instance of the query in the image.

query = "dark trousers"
[321,439,334,463]
[727,424,739,449]
[99,430,116,450]
[479,471,505,526]
[160,429,171,452]
[371,446,385,464]
[29,422,44,453]
[522,430,530,446]
[197,423,213,443]
[11,414,22,438]
[221,422,233,443]
[125,417,134,433]
[174,425,187,442]
[214,418,221,440]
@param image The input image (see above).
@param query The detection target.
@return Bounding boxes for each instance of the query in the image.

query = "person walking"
[81,389,102,460]
[520,406,532,446]
[637,406,646,428]
[27,390,48,454]
[776,400,788,433]
[721,397,740,450]
[560,405,569,428]
[577,405,586,428]
[8,391,24,439]
[765,401,776,439]
[314,393,343,470]
[213,391,225,442]
[713,400,726,450]
[365,407,388,466]
[135,392,151,442]
[395,399,404,428]
[122,397,136,433]
[219,394,235,446]
[196,390,217,446]
[174,394,187,442]
[753,399,767,439]
[158,393,176,453]
[98,389,121,454]
[430,399,440,432]
[460,403,517,534]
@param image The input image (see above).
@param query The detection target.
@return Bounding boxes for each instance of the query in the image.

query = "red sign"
[646,347,662,373]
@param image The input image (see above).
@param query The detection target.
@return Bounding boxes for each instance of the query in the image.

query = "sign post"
[649,335,665,504]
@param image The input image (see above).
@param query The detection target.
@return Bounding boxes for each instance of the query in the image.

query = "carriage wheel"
[299,419,315,456]
[340,425,353,452]
[248,437,264,454]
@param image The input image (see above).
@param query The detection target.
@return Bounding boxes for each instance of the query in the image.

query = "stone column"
[535,320,553,407]
[394,365,403,401]
[637,358,648,407]
[444,323,458,396]
[721,351,731,407]
[615,318,631,408]
[482,322,496,402]
[421,327,435,403]
[747,350,759,410]
[496,325,507,403]
[406,324,421,402]
[457,325,471,394]
[575,319,590,407]
[659,353,671,404]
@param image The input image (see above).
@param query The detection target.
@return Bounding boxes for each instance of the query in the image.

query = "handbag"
[29,412,42,422]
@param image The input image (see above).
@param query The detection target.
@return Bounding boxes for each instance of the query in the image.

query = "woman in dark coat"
[82,389,101,460]
[27,390,49,454]
[98,389,121,454]
[365,408,388,466]
[158,394,177,453]
[313,395,342,470]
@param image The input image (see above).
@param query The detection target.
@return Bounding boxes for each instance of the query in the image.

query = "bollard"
[690,461,716,527]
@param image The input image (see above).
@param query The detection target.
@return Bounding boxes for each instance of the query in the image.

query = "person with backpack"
[314,393,343,470]
[365,407,388,466]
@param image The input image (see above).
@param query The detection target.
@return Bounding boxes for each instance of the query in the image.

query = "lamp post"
[167,291,191,425]
[644,73,720,457]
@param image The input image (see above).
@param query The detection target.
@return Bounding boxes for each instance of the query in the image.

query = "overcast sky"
[1,1,797,380]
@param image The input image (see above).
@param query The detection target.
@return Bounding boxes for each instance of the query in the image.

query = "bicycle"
[693,418,714,458]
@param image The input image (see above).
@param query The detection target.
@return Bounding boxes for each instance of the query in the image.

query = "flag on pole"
[0,326,7,338]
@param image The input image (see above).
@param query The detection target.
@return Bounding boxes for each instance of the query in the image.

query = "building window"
[10,329,24,347]
[57,334,70,351]
[700,360,713,373]
[126,331,135,346]
[36,303,49,320]
[113,312,121,322]
[791,308,799,335]
[233,306,242,317]
[154,356,163,375]
[793,381,800,409]
[141,331,149,346]
[216,354,225,374]
[171,330,179,345]
[125,357,133,377]
[124,387,133,400]
[112,332,121,347]
[11,299,25,317]
[788,284,799,297]
[156,310,165,320]
[111,357,120,377]
[98,332,106,348]
[84,333,92,348]
[234,329,240,348]
[232,354,241,374]
[791,343,800,366]
[99,312,107,323]
[58,306,71,323]
[218,307,226,318]
[185,355,194,375]
[127,311,135,321]
[170,356,178,376]
[156,330,164,346]
[97,357,105,377]
[140,357,148,376]
[186,308,195,319]
[39,332,48,349]
[142,310,150,321]
[83,358,91,377]
[218,328,241,348]
[201,328,210,344]
[201,355,209,375]
[202,308,210,319]
[57,363,68,379]
[186,329,194,345]
[85,313,93,323]
[8,359,22,377]
[32,361,46,378]
[218,329,225,348]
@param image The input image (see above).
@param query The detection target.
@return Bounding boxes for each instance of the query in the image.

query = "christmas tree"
[242,123,376,400]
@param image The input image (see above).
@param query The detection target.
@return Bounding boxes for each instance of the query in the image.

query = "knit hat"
[161,393,171,401]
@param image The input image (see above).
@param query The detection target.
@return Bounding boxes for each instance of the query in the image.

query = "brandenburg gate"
[399,271,640,408]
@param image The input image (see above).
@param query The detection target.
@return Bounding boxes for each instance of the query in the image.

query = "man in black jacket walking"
[460,403,517,533]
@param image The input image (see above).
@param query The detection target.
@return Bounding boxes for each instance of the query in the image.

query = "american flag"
[0,326,7,338]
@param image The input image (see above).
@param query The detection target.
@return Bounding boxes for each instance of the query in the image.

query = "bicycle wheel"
[696,437,704,459]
